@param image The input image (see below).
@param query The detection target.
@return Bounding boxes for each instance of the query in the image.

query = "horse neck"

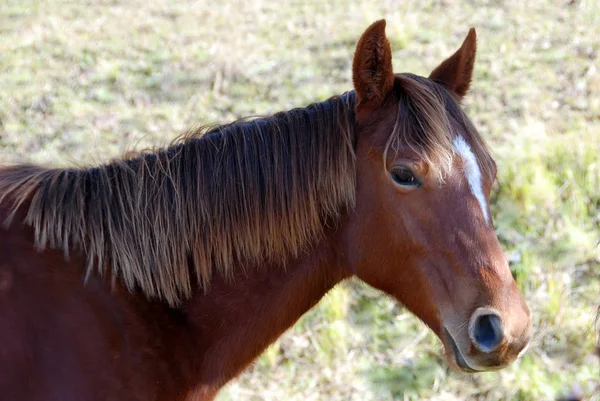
[181,229,351,398]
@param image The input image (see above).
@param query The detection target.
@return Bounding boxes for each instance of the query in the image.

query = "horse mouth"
[443,328,477,373]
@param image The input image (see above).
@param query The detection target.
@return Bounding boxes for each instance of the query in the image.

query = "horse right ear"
[428,28,477,100]
[352,19,394,108]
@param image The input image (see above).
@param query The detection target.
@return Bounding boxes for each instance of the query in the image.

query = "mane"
[386,73,495,181]
[0,75,494,306]
[0,93,357,305]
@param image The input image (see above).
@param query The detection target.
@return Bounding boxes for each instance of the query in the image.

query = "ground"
[1,0,599,400]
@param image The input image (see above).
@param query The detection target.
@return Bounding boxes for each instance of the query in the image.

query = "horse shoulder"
[0,206,194,400]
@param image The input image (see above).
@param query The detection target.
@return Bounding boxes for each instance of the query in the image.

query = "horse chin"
[443,328,478,373]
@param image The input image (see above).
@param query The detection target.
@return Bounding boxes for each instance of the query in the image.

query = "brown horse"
[0,20,531,401]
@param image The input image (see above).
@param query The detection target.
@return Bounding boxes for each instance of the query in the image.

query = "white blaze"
[453,136,490,225]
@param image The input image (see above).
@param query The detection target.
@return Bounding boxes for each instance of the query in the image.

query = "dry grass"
[1,0,599,400]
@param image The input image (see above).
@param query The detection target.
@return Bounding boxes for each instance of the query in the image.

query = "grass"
[1,0,599,400]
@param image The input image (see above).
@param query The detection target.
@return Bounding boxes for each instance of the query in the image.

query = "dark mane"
[0,76,494,305]
[0,93,357,305]
[387,73,495,180]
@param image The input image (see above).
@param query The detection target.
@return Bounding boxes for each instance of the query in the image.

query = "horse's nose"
[468,308,504,353]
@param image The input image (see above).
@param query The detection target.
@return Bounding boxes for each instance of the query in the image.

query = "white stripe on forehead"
[453,136,490,225]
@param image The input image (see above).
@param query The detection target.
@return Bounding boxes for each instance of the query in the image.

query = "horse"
[0,20,531,401]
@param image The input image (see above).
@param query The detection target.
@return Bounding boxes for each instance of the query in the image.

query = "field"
[1,0,599,400]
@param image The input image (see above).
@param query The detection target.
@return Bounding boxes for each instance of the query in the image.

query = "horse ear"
[429,28,477,100]
[352,19,394,107]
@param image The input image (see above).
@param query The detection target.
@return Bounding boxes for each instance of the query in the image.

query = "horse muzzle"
[442,306,532,373]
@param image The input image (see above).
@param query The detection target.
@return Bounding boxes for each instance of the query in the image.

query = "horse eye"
[391,167,419,187]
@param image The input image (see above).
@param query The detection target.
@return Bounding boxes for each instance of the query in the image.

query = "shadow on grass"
[362,355,445,399]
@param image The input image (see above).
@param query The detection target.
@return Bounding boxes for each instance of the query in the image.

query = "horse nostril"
[469,310,504,353]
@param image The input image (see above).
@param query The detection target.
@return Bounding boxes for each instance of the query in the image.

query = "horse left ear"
[352,19,394,108]
[429,28,477,100]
